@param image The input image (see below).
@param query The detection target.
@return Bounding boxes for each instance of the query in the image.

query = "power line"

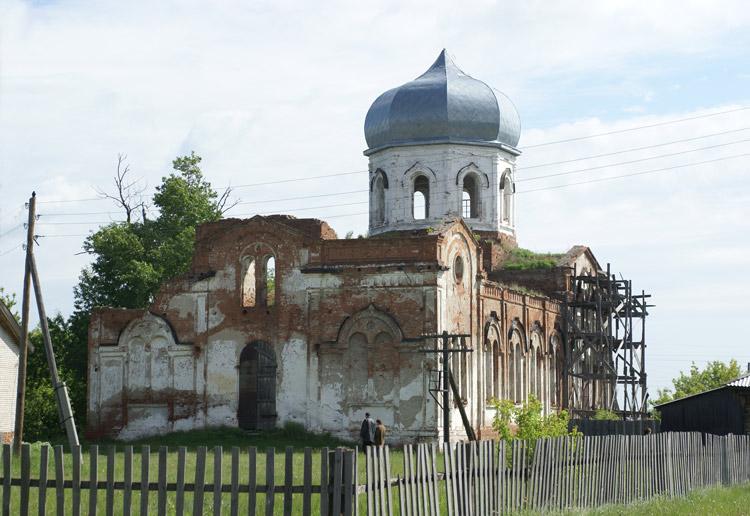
[0,224,23,239]
[21,114,750,208]
[516,153,750,194]
[231,169,367,189]
[30,151,749,227]
[0,243,23,258]
[517,138,750,183]
[519,127,750,170]
[0,203,27,224]
[234,189,368,206]
[520,106,750,148]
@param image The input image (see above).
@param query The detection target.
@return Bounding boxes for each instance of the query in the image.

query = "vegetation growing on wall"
[503,248,564,270]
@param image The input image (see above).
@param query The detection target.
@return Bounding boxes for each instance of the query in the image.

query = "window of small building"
[413,175,429,220]
[462,175,478,219]
[241,256,256,307]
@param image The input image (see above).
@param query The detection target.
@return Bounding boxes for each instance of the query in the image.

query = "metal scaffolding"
[562,263,652,419]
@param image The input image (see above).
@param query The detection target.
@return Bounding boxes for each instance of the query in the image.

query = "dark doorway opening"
[238,341,277,430]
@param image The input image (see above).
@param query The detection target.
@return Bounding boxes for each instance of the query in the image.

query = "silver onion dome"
[364,50,521,154]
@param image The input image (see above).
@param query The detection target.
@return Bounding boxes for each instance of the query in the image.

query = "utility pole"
[13,192,35,455]
[420,331,474,443]
[29,250,81,452]
[13,192,80,454]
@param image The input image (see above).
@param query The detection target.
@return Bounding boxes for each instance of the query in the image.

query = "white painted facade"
[0,303,21,442]
[368,143,518,237]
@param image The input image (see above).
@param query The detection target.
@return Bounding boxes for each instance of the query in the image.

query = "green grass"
[504,248,564,270]
[534,482,750,515]
[3,424,370,515]
[4,427,750,515]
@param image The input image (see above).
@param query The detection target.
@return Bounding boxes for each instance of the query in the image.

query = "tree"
[94,154,148,224]
[75,151,234,312]
[652,359,743,409]
[22,314,86,441]
[0,287,19,323]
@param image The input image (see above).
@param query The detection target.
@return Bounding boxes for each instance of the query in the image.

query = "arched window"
[550,333,560,407]
[508,345,515,402]
[263,255,275,306]
[529,346,537,399]
[241,256,256,307]
[413,175,429,219]
[531,331,544,403]
[374,176,385,224]
[502,176,512,224]
[515,342,522,403]
[462,175,479,219]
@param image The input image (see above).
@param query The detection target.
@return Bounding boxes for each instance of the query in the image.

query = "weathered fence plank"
[283,447,293,516]
[214,446,223,516]
[123,446,133,516]
[264,447,275,516]
[158,446,167,516]
[54,445,64,516]
[38,444,49,515]
[90,445,99,516]
[230,447,240,516]
[2,444,10,516]
[140,446,150,516]
[193,446,206,516]
[19,443,29,516]
[175,446,185,516]
[247,446,257,516]
[302,448,312,516]
[107,445,116,516]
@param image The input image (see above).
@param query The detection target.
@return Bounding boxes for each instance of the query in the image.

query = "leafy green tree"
[0,287,19,322]
[74,151,232,312]
[22,314,86,441]
[652,359,743,409]
[43,152,235,441]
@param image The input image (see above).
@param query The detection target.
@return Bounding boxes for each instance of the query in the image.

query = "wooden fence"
[2,433,749,515]
[1,444,358,516]
[366,432,750,515]
[569,418,661,436]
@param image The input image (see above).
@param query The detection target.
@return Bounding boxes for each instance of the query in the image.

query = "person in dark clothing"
[359,412,376,449]
[374,419,386,446]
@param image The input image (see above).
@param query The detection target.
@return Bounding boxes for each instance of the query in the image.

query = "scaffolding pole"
[563,264,652,419]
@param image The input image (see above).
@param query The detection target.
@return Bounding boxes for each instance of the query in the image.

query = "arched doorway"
[238,341,277,430]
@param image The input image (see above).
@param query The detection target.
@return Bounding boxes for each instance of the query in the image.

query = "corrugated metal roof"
[725,372,750,388]
[364,50,521,153]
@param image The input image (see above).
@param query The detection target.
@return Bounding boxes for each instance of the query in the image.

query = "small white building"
[0,300,21,444]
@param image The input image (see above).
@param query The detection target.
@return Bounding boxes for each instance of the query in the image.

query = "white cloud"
[1,0,750,395]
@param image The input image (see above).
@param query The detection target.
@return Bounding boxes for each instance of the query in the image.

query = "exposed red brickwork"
[87,216,582,443]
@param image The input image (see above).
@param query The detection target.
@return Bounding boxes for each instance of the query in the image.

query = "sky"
[1,0,749,399]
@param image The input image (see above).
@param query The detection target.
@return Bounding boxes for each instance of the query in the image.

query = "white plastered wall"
[368,143,517,236]
[0,325,19,433]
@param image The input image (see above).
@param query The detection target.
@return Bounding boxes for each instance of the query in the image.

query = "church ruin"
[86,51,649,443]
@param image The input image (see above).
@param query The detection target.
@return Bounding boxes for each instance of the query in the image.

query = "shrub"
[489,394,579,464]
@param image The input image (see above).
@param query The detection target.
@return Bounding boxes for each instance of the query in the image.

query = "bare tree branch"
[217,186,240,216]
[95,153,149,223]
